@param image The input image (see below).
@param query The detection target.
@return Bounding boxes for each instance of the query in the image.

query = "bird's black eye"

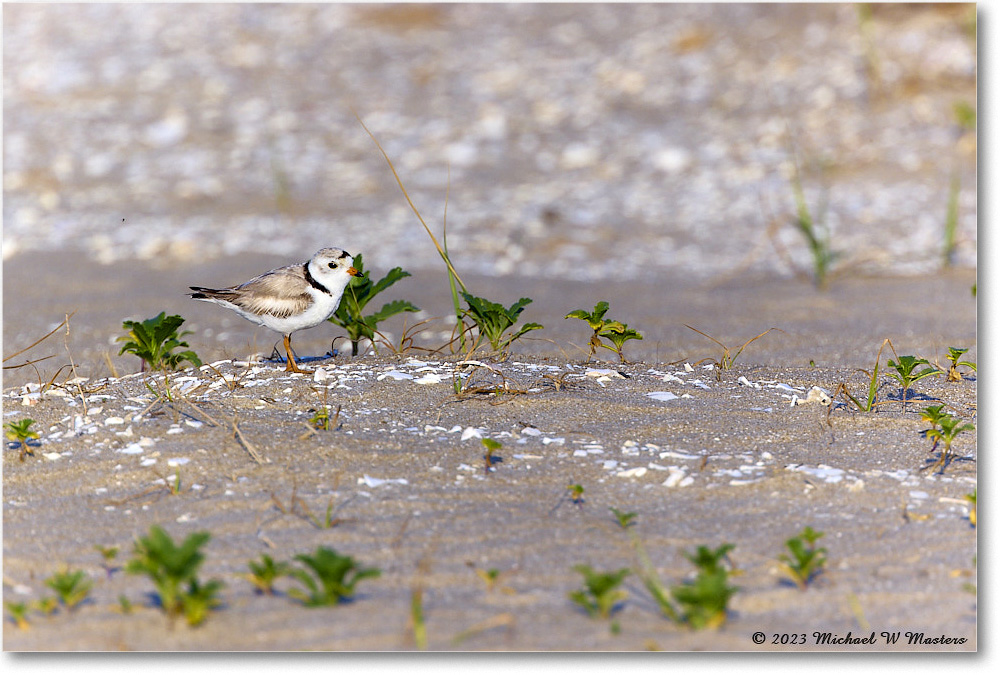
[328,261,336,269]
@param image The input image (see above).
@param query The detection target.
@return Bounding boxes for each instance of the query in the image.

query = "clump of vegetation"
[327,253,419,356]
[287,546,381,607]
[44,568,93,611]
[567,483,585,507]
[776,526,827,590]
[834,338,891,412]
[5,418,39,461]
[242,554,291,595]
[945,347,976,382]
[94,545,120,578]
[686,325,780,377]
[610,507,637,530]
[789,157,840,290]
[5,601,31,630]
[118,312,202,373]
[635,540,739,631]
[125,525,224,627]
[569,565,630,623]
[965,489,976,527]
[482,437,503,472]
[922,409,975,473]
[461,292,543,354]
[565,301,644,363]
[886,355,943,410]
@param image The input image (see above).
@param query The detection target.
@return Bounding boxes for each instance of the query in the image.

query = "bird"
[189,247,360,373]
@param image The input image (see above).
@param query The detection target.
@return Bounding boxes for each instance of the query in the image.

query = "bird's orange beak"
[347,267,360,276]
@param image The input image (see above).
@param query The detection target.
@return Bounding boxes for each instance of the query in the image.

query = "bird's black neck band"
[303,262,332,295]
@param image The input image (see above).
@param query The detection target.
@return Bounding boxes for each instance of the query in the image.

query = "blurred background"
[2,3,978,378]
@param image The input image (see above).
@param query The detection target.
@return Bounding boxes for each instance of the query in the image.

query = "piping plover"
[189,247,360,373]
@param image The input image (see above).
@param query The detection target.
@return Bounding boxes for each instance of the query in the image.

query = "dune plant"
[610,507,638,530]
[945,347,976,382]
[834,338,892,412]
[482,437,502,472]
[118,312,202,373]
[5,601,31,630]
[125,525,223,626]
[243,554,291,595]
[565,301,643,363]
[5,418,39,461]
[44,568,93,611]
[965,489,976,527]
[327,253,419,356]
[924,413,975,473]
[886,355,943,410]
[95,545,121,578]
[461,292,542,354]
[776,526,827,591]
[287,546,381,607]
[789,157,840,290]
[569,565,630,621]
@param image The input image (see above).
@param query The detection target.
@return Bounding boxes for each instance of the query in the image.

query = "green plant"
[327,253,419,356]
[287,546,381,607]
[125,525,223,626]
[5,601,30,630]
[943,173,961,267]
[569,565,630,620]
[5,418,39,461]
[482,437,502,472]
[953,101,976,133]
[33,596,58,616]
[777,526,827,590]
[411,587,427,650]
[632,539,738,630]
[835,338,894,412]
[945,347,976,382]
[965,489,976,527]
[115,594,134,615]
[117,312,202,373]
[565,301,644,363]
[686,325,779,376]
[567,483,585,506]
[610,507,638,530]
[789,156,840,289]
[924,413,975,473]
[44,568,93,610]
[243,554,291,595]
[461,292,542,353]
[670,544,739,629]
[886,355,943,410]
[95,544,120,577]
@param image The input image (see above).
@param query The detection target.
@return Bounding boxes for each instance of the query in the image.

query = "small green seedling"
[919,404,949,453]
[243,554,291,595]
[886,355,943,411]
[287,546,381,607]
[924,413,975,474]
[115,594,134,615]
[610,507,638,530]
[482,438,502,472]
[670,544,739,630]
[44,568,93,611]
[118,312,202,373]
[567,483,585,507]
[569,565,630,620]
[125,525,224,626]
[789,157,840,289]
[965,489,976,527]
[945,347,976,382]
[685,325,780,377]
[308,388,341,431]
[834,338,892,412]
[777,526,827,591]
[5,601,30,630]
[33,596,58,616]
[461,292,543,353]
[5,418,39,461]
[565,301,644,363]
[327,253,419,356]
[95,544,120,578]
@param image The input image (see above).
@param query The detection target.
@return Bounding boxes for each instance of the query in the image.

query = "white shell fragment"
[790,386,833,407]
[647,391,679,402]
